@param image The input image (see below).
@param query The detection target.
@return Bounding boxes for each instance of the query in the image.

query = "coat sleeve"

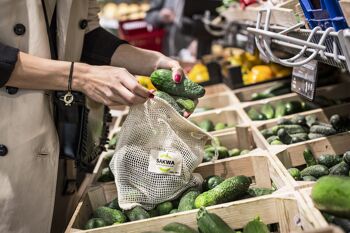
[0,42,19,87]
[81,0,128,65]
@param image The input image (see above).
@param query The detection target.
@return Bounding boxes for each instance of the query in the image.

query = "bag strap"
[41,0,58,60]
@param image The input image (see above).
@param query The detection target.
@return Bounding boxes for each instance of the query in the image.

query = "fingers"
[120,72,152,99]
[171,65,184,84]
[117,84,148,105]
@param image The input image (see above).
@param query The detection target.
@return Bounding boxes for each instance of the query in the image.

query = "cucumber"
[243,217,269,233]
[197,207,236,233]
[285,101,303,115]
[155,91,184,114]
[310,125,337,136]
[251,92,274,101]
[151,69,205,99]
[194,176,251,208]
[264,82,290,96]
[156,201,173,216]
[275,101,287,118]
[291,115,306,126]
[317,154,342,168]
[174,97,196,112]
[148,209,158,217]
[312,176,350,218]
[240,149,250,155]
[260,129,274,138]
[169,209,179,214]
[308,133,325,140]
[214,122,227,131]
[84,218,107,229]
[300,165,329,178]
[344,151,350,165]
[266,136,279,144]
[126,206,150,222]
[330,114,348,132]
[306,115,318,127]
[302,175,317,181]
[106,198,120,210]
[303,149,317,166]
[270,139,284,145]
[277,128,292,145]
[272,124,306,135]
[229,148,241,157]
[291,133,308,143]
[198,120,214,132]
[247,187,274,197]
[248,108,266,121]
[329,161,350,176]
[217,146,230,159]
[178,189,201,211]
[163,222,198,233]
[288,168,301,180]
[277,118,293,125]
[202,175,225,191]
[98,167,114,182]
[261,104,275,119]
[93,207,127,225]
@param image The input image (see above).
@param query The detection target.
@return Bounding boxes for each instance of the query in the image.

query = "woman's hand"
[155,56,184,84]
[76,64,154,106]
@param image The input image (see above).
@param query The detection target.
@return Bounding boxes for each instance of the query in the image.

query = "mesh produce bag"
[109,97,212,210]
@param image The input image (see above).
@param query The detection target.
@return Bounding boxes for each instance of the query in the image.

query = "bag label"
[148,150,182,176]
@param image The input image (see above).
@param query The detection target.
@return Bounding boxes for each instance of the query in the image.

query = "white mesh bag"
[109,97,212,210]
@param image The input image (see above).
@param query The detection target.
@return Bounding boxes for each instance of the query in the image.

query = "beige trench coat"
[0,1,100,232]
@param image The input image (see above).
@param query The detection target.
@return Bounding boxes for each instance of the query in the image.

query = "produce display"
[250,82,291,101]
[260,114,350,145]
[85,174,275,230]
[192,119,235,132]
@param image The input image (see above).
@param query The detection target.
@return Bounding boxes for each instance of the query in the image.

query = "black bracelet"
[62,62,75,106]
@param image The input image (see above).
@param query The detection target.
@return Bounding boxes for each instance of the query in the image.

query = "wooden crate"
[204,83,231,96]
[272,133,350,189]
[295,226,344,233]
[252,103,350,150]
[67,153,293,232]
[189,107,248,136]
[67,191,323,233]
[195,92,238,112]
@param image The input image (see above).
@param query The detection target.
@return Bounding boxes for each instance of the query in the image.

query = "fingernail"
[183,111,191,118]
[174,74,181,83]
[149,89,156,94]
[149,93,154,98]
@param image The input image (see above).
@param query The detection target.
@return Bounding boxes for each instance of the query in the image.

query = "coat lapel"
[56,0,73,60]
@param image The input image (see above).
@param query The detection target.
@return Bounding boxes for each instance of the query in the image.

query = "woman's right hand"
[76,64,154,106]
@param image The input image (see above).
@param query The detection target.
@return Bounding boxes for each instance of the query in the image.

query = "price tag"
[245,33,256,54]
[291,59,318,101]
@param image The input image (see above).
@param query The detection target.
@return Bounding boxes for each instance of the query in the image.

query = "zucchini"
[275,101,286,118]
[178,189,201,211]
[310,125,337,136]
[126,206,150,222]
[329,161,350,176]
[317,154,342,168]
[202,175,225,191]
[194,176,251,208]
[151,69,205,99]
[197,207,236,233]
[303,149,317,166]
[243,217,269,233]
[261,104,275,119]
[312,176,350,218]
[300,165,329,178]
[163,222,198,233]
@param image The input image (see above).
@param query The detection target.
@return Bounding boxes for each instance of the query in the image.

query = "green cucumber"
[247,187,274,197]
[84,218,107,229]
[291,115,306,126]
[272,124,306,135]
[163,222,198,233]
[264,82,290,96]
[275,101,286,118]
[156,201,173,216]
[93,207,127,225]
[155,91,183,114]
[308,133,325,140]
[306,115,318,127]
[126,206,150,222]
[291,133,308,143]
[317,154,342,168]
[303,149,317,166]
[288,168,301,180]
[178,189,201,211]
[260,129,275,138]
[302,175,317,181]
[343,151,350,165]
[270,139,284,145]
[329,161,350,176]
[217,146,229,159]
[197,207,236,233]
[312,176,350,218]
[202,175,225,191]
[330,114,348,132]
[98,167,114,182]
[106,198,120,210]
[277,118,293,125]
[175,97,196,112]
[300,165,329,178]
[198,120,214,132]
[277,128,292,145]
[267,136,279,144]
[310,125,337,136]
[248,108,266,121]
[261,104,275,119]
[285,101,303,115]
[214,122,227,131]
[251,92,274,101]
[240,149,250,155]
[151,69,205,99]
[243,217,269,233]
[229,148,241,157]
[194,176,251,208]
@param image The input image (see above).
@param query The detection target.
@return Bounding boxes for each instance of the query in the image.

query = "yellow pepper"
[136,76,156,90]
[188,63,210,83]
[243,65,273,85]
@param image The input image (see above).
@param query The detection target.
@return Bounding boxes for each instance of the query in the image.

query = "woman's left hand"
[155,57,184,84]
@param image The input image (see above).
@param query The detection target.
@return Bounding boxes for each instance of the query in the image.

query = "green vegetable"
[194,176,251,208]
[84,218,107,229]
[303,149,317,166]
[155,91,183,114]
[260,129,274,138]
[199,120,214,132]
[169,209,179,214]
[251,92,274,101]
[308,133,324,140]
[151,69,205,99]
[330,114,348,132]
[126,206,150,222]
[156,201,173,216]
[277,118,293,125]
[108,134,118,149]
[163,222,198,233]
[300,165,329,178]
[277,128,292,145]
[148,209,158,217]
[247,187,274,197]
[266,136,279,144]
[317,154,342,168]
[229,148,241,157]
[243,217,269,233]
[248,108,265,121]
[103,151,114,164]
[288,168,301,180]
[312,176,350,218]
[197,207,236,233]
[329,161,350,176]
[291,133,308,143]
[261,104,275,119]
[94,207,127,225]
[202,175,225,191]
[310,125,337,136]
[275,101,287,118]
[291,115,306,126]
[175,97,196,112]
[265,82,290,96]
[214,122,227,131]
[272,124,306,135]
[106,198,120,210]
[285,101,303,115]
[178,189,201,211]
[217,146,230,159]
[343,151,350,165]
[270,140,284,145]
[302,175,317,181]
[98,168,114,182]
[306,115,318,127]
[240,149,250,155]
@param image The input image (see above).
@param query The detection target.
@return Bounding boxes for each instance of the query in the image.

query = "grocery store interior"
[5,0,350,233]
